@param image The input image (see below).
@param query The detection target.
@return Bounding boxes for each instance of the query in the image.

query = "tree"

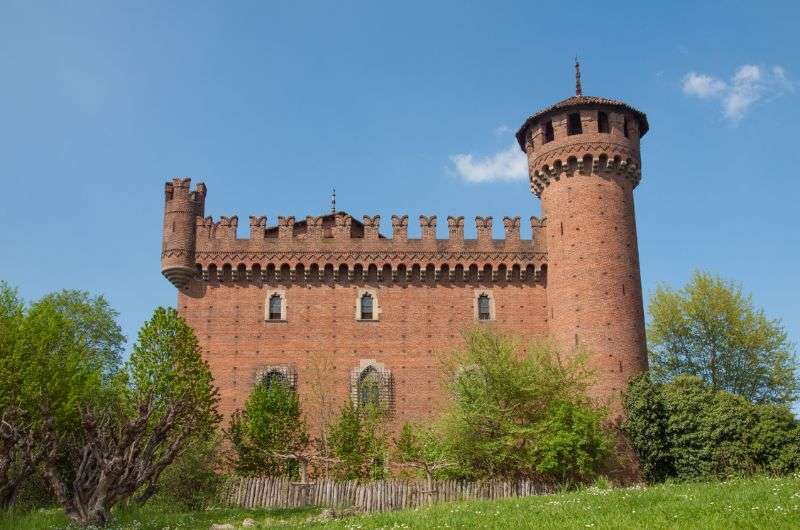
[0,282,25,508]
[38,307,220,526]
[393,423,453,504]
[0,286,118,510]
[648,271,798,404]
[439,329,611,483]
[328,402,387,481]
[228,378,308,477]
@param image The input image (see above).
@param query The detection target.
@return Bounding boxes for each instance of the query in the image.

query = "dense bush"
[228,380,308,477]
[328,403,387,481]
[624,374,800,483]
[438,329,611,483]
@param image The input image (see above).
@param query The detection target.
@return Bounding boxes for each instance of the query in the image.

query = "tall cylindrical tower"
[161,177,206,289]
[516,69,649,416]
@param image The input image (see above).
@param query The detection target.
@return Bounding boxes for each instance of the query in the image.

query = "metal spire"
[331,188,336,214]
[575,56,582,96]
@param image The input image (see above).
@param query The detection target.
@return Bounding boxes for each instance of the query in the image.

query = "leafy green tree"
[440,329,611,483]
[393,423,451,480]
[1,287,119,510]
[648,271,798,404]
[328,402,387,480]
[39,307,220,526]
[228,379,308,477]
[0,282,25,508]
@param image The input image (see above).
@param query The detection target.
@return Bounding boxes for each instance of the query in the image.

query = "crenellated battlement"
[162,180,549,288]
[164,177,206,215]
[190,211,546,248]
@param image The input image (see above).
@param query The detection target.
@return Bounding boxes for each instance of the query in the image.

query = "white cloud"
[682,73,726,98]
[451,143,527,183]
[493,125,511,136]
[682,64,794,122]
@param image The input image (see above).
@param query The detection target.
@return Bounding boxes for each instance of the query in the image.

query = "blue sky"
[1,1,798,384]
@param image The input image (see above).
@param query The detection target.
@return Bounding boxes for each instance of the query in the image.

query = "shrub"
[328,402,387,480]
[148,432,225,510]
[621,375,673,483]
[393,422,451,480]
[229,380,308,477]
[439,329,611,483]
[623,374,800,483]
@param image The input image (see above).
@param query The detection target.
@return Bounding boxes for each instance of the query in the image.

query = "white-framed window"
[350,359,392,411]
[355,288,380,321]
[264,288,287,321]
[473,289,496,321]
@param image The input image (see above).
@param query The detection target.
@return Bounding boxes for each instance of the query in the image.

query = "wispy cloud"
[451,143,527,183]
[682,64,794,121]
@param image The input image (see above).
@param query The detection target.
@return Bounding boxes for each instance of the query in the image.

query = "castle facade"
[161,79,649,432]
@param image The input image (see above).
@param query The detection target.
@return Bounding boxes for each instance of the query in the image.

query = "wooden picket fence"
[222,477,556,514]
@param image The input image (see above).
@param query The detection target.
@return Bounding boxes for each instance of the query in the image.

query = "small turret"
[161,178,205,288]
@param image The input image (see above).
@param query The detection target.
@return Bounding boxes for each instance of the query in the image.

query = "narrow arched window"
[478,294,491,320]
[358,367,381,408]
[567,113,582,135]
[360,293,373,320]
[268,294,282,320]
[543,120,554,143]
[623,117,629,138]
[263,371,289,389]
[597,111,609,133]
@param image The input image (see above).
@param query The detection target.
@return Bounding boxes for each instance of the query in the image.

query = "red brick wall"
[178,278,548,437]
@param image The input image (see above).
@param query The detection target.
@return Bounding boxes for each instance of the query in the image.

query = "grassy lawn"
[1,474,798,529]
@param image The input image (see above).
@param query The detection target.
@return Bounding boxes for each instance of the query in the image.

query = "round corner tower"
[161,177,206,289]
[516,65,648,417]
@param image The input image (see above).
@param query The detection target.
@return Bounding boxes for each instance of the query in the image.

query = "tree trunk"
[0,484,17,510]
[135,483,159,506]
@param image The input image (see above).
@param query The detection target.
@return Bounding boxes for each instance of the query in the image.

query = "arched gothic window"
[474,290,495,321]
[350,360,392,411]
[256,364,297,390]
[268,294,282,320]
[355,288,379,321]
[360,293,373,320]
[358,366,381,408]
[263,370,289,389]
[478,294,491,320]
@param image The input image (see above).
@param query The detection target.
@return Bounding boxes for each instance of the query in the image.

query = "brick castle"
[161,66,649,433]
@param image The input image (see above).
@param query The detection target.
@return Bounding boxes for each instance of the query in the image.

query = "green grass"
[2,474,799,529]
